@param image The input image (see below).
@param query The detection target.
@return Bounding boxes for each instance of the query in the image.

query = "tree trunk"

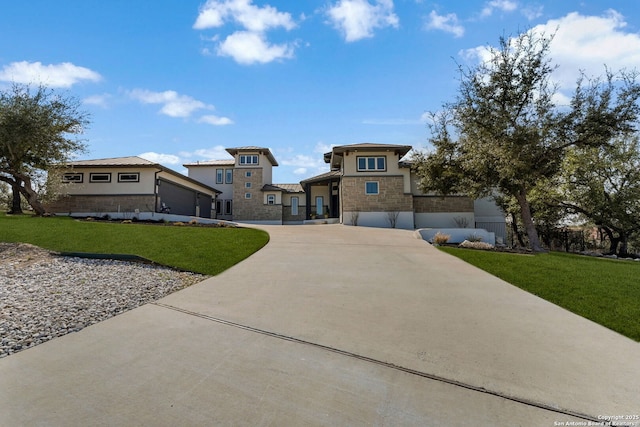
[9,179,23,214]
[510,212,526,247]
[14,172,47,215]
[515,187,546,253]
[601,227,620,255]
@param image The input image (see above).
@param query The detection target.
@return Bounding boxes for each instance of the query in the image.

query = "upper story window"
[62,172,83,183]
[225,169,233,184]
[267,194,275,205]
[357,156,386,172]
[239,155,259,165]
[245,171,252,178]
[90,173,111,183]
[118,172,139,183]
[216,169,223,184]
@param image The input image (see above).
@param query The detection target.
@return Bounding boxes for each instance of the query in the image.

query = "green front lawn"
[440,247,640,341]
[0,213,269,276]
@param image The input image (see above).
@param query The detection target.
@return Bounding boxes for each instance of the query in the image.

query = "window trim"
[225,200,233,215]
[356,156,386,172]
[245,171,252,178]
[245,193,252,199]
[225,169,233,184]
[245,182,252,188]
[216,169,224,184]
[62,172,83,183]
[266,194,275,205]
[117,172,140,183]
[89,172,112,183]
[291,196,299,216]
[365,181,379,195]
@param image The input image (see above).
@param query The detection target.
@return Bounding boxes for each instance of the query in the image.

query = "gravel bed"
[0,243,208,358]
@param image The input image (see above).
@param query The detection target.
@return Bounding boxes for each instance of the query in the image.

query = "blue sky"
[1,1,639,184]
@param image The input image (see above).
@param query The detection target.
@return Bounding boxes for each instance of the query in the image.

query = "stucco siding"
[413,195,474,213]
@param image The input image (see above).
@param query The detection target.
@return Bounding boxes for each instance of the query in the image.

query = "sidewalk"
[1,225,638,426]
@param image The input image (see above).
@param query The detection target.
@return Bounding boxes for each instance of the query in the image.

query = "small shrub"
[459,240,494,250]
[188,219,198,225]
[454,216,470,228]
[173,221,185,226]
[122,220,132,224]
[432,232,451,245]
[466,233,483,242]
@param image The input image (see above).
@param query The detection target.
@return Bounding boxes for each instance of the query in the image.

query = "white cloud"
[191,145,233,160]
[194,0,296,32]
[194,0,297,64]
[83,93,112,108]
[326,0,399,42]
[294,167,307,175]
[281,152,329,177]
[217,31,295,64]
[138,152,182,165]
[459,10,640,98]
[314,141,337,153]
[128,89,211,118]
[522,5,543,21]
[0,61,101,88]
[480,0,518,18]
[425,11,464,38]
[198,114,234,126]
[534,10,640,89]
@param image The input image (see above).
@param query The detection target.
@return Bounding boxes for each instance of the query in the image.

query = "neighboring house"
[46,156,220,219]
[184,146,306,225]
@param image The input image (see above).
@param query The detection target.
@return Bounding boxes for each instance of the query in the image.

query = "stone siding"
[45,195,156,214]
[232,168,282,221]
[282,205,305,222]
[341,175,413,212]
[413,195,474,213]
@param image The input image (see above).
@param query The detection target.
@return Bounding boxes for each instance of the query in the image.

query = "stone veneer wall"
[232,167,282,221]
[282,205,305,222]
[341,175,413,212]
[45,195,156,214]
[413,195,474,213]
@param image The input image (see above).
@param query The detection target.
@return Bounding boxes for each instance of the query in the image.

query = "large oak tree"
[0,83,89,215]
[412,31,640,252]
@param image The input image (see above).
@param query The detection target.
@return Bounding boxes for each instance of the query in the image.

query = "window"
[245,171,252,178]
[225,200,232,215]
[215,200,222,214]
[245,182,252,188]
[62,173,83,183]
[90,173,111,183]
[239,155,259,165]
[118,172,139,183]
[216,169,223,184]
[225,169,233,184]
[357,156,386,171]
[267,194,275,205]
[245,193,252,199]
[291,196,299,216]
[365,181,379,195]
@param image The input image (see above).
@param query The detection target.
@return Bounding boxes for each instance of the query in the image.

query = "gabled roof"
[183,159,235,167]
[66,156,158,167]
[225,146,278,166]
[63,156,222,194]
[262,183,304,193]
[326,143,412,169]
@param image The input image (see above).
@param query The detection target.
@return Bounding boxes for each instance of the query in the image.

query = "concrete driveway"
[1,225,638,426]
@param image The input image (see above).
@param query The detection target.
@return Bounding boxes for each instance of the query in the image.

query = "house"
[45,156,220,219]
[184,146,306,224]
[301,143,505,238]
[47,144,505,241]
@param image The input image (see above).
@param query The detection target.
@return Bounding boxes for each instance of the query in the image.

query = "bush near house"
[441,247,640,342]
[0,213,269,275]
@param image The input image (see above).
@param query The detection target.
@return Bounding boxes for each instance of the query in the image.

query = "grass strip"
[0,214,269,276]
[440,247,640,342]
